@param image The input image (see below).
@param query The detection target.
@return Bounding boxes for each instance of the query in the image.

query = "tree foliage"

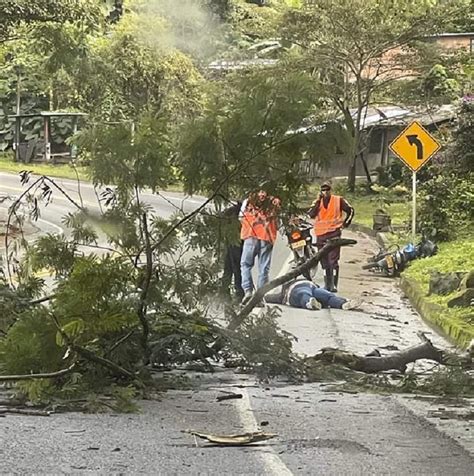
[177,66,321,209]
[418,99,474,240]
[0,0,102,43]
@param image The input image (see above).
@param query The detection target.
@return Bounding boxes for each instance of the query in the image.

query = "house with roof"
[299,104,457,179]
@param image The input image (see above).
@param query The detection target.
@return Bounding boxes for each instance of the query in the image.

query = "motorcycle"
[363,238,437,277]
[285,216,318,281]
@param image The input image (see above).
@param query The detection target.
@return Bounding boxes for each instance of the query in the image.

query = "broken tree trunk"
[307,333,446,374]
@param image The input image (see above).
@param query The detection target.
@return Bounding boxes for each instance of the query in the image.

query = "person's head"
[257,189,268,202]
[320,181,332,198]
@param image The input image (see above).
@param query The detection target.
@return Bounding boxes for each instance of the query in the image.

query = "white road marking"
[237,388,293,476]
[1,183,205,209]
[0,185,98,209]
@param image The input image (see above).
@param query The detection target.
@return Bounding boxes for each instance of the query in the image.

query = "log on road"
[307,333,452,374]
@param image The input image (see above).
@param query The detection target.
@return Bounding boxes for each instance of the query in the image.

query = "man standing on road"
[308,182,354,292]
[220,200,244,302]
[239,189,281,304]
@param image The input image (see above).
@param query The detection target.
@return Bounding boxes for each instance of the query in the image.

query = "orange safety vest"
[240,203,278,244]
[314,195,344,236]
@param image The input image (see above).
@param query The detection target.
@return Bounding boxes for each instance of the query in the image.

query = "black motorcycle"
[363,238,437,277]
[285,217,318,281]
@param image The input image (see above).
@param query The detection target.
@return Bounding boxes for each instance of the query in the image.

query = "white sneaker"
[342,298,363,311]
[306,297,322,310]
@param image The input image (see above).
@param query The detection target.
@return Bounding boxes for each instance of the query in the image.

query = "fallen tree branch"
[307,333,446,374]
[0,363,76,382]
[0,408,52,416]
[50,314,140,384]
[104,329,136,357]
[137,212,152,363]
[71,344,137,381]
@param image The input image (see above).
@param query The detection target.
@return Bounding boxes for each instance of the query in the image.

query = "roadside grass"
[0,153,184,192]
[345,194,409,228]
[403,240,474,326]
[0,153,90,181]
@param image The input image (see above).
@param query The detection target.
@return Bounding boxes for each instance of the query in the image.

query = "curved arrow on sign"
[406,134,424,160]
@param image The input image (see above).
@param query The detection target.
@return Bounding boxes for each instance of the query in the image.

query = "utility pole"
[14,65,22,162]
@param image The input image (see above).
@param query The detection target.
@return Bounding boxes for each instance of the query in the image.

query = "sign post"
[389,121,441,239]
[412,171,416,238]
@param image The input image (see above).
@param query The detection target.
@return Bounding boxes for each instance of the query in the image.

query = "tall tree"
[0,0,102,43]
[283,0,470,190]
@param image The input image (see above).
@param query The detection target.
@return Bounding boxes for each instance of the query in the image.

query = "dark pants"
[316,229,342,270]
[222,244,244,300]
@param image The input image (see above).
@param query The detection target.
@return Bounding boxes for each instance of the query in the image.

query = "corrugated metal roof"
[8,111,88,118]
[208,59,278,70]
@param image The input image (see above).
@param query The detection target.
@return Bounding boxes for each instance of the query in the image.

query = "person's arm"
[239,199,248,221]
[341,197,354,227]
[307,195,322,219]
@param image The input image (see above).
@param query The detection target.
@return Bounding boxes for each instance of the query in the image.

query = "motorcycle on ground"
[362,237,438,277]
[284,216,318,281]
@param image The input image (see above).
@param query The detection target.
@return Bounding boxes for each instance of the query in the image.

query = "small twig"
[137,212,152,363]
[216,393,243,402]
[50,314,139,383]
[105,329,136,357]
[0,408,51,416]
[0,363,76,382]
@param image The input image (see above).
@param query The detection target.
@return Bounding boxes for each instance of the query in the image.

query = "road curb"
[400,275,474,349]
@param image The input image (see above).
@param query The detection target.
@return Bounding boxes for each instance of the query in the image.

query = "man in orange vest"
[239,189,281,304]
[308,182,354,292]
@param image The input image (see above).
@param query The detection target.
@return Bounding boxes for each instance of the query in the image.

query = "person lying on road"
[264,277,362,311]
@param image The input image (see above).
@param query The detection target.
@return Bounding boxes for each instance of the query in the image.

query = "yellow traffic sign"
[389,121,441,172]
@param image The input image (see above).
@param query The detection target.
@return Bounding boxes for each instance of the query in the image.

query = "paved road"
[1,172,472,474]
[0,171,203,233]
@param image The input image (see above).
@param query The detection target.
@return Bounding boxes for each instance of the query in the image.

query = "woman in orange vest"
[308,182,354,292]
[239,189,281,304]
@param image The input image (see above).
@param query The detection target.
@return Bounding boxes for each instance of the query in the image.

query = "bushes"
[417,100,474,241]
[418,171,474,241]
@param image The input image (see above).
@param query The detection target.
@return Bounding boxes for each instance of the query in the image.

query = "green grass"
[346,195,409,228]
[0,153,90,181]
[404,240,474,287]
[403,240,474,327]
[0,153,184,192]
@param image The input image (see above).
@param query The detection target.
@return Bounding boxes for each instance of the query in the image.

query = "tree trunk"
[359,153,373,187]
[347,157,357,192]
[307,333,446,374]
[344,109,358,193]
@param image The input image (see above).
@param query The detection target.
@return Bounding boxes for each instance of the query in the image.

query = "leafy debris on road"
[183,429,278,446]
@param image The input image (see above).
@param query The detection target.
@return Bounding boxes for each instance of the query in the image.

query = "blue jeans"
[241,237,273,292]
[288,282,346,309]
